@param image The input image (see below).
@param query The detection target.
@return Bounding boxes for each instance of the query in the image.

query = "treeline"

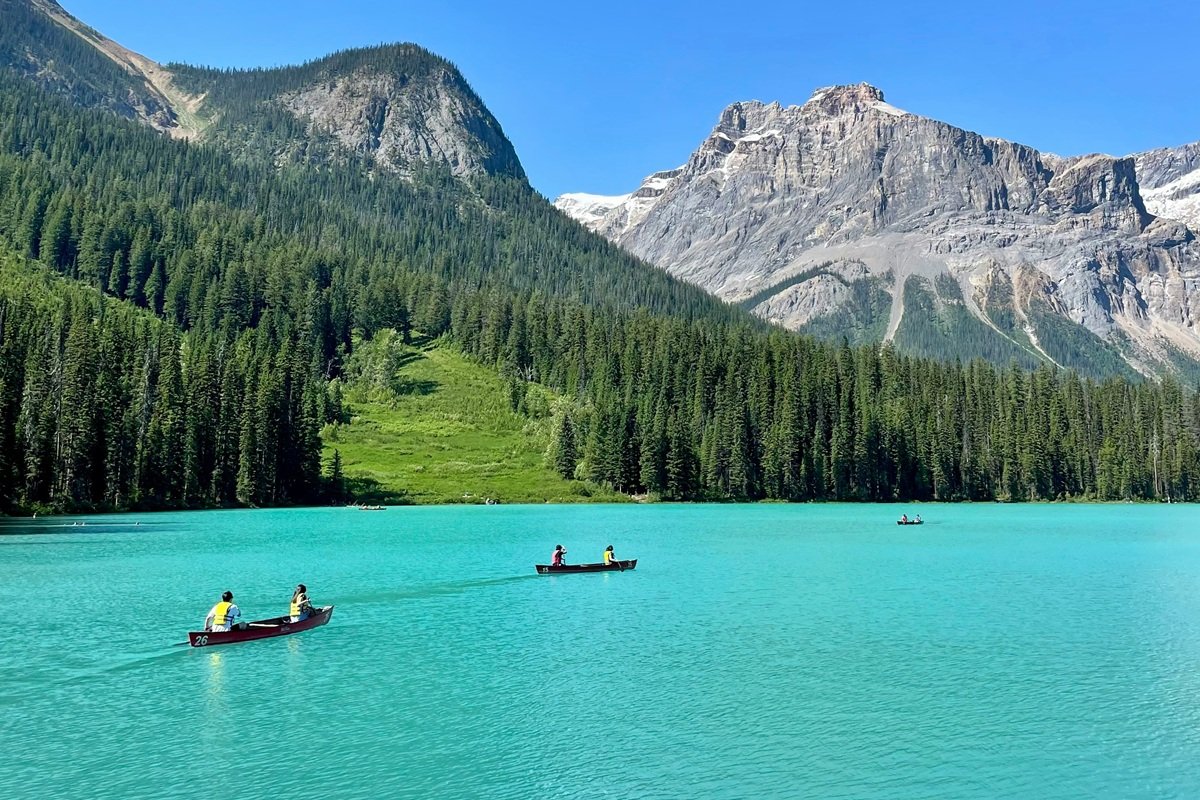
[448,293,1200,501]
[0,257,328,510]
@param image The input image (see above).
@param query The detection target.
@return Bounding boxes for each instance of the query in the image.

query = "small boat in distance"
[896,518,923,525]
[536,559,637,575]
[188,605,334,647]
[357,505,385,511]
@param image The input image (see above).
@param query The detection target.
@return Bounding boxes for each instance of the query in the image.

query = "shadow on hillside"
[390,350,427,371]
[345,476,412,505]
[394,377,439,396]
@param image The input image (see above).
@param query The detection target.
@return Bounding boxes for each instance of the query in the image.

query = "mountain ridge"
[2,0,521,178]
[556,84,1200,377]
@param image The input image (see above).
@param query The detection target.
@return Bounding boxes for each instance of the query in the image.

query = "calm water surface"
[3,503,1200,798]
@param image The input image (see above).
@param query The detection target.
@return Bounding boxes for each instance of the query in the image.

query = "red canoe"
[188,605,334,647]
[535,559,637,574]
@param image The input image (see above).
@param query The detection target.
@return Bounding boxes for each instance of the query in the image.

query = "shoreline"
[3,495,1191,519]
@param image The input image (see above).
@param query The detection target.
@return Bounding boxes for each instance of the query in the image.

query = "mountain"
[556,84,1200,378]
[1,0,520,177]
[167,46,525,178]
[1136,141,1200,232]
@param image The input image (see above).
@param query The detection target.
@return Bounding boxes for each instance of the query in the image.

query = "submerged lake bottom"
[3,503,1200,798]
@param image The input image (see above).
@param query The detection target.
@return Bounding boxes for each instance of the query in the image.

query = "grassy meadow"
[322,332,620,505]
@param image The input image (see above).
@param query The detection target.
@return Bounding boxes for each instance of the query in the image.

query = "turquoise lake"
[3,503,1200,798]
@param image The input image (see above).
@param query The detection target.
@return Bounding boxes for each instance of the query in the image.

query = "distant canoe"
[896,520,923,525]
[535,559,637,575]
[188,605,334,647]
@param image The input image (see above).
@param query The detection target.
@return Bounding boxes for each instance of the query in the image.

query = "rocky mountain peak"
[275,53,524,179]
[804,83,890,115]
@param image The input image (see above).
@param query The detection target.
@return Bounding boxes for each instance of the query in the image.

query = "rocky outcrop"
[557,84,1200,375]
[279,64,523,179]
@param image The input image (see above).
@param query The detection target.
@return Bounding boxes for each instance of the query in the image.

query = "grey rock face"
[280,66,524,179]
[557,84,1200,374]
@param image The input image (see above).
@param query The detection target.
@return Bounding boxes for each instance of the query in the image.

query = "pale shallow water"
[3,503,1200,799]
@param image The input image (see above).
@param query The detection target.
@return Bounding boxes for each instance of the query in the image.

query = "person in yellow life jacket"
[603,545,617,566]
[290,584,314,622]
[204,590,242,632]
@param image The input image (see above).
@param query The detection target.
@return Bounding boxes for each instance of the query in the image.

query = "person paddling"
[290,584,314,622]
[551,544,567,567]
[204,590,242,632]
[603,545,617,566]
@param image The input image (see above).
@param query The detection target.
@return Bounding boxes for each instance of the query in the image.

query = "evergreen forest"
[0,62,1198,513]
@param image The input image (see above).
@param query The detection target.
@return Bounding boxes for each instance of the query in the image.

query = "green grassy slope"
[323,332,621,504]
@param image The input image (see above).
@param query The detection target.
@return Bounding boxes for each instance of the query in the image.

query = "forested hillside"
[1,49,1198,512]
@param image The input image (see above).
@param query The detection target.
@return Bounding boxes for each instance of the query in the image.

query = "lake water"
[3,503,1200,798]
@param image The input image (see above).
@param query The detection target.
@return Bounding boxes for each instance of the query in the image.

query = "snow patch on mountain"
[554,192,632,225]
[1140,168,1200,229]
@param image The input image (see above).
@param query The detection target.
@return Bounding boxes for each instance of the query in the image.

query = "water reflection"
[205,651,225,705]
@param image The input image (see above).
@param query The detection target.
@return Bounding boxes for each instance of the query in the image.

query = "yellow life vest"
[604,550,614,565]
[290,594,307,617]
[212,601,233,626]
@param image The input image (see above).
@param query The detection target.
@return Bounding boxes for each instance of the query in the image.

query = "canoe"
[896,520,923,525]
[535,559,637,575]
[188,605,334,647]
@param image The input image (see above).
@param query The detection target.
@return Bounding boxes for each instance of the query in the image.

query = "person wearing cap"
[603,545,618,566]
[290,584,314,622]
[204,591,241,632]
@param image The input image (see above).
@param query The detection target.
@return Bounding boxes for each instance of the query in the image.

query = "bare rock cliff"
[280,65,523,179]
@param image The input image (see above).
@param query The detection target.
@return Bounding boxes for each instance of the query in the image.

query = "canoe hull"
[896,520,923,525]
[535,559,637,575]
[188,605,334,647]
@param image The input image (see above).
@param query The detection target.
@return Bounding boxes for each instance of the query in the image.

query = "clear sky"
[61,0,1200,200]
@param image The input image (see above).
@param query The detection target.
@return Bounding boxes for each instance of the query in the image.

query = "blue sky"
[63,0,1200,199]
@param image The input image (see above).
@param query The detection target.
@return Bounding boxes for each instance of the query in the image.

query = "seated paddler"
[290,583,314,622]
[205,590,242,632]
[603,545,618,566]
[551,544,567,567]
